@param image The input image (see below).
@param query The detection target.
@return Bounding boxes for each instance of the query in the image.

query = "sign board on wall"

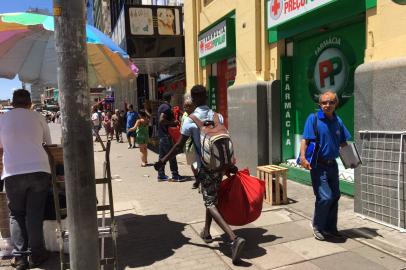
[267,0,336,29]
[280,56,295,161]
[129,6,181,36]
[198,20,227,58]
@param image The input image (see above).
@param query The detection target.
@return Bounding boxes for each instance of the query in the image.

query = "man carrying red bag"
[154,85,246,265]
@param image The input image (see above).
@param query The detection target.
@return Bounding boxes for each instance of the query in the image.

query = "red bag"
[217,169,265,226]
[168,126,181,144]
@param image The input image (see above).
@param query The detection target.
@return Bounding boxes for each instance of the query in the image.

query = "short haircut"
[12,89,31,107]
[319,90,339,104]
[129,104,134,110]
[139,109,147,118]
[163,92,172,102]
[190,84,207,101]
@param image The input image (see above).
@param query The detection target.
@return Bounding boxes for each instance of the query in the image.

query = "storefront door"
[284,21,365,160]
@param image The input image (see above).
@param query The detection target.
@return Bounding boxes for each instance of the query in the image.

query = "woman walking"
[129,110,150,166]
[103,111,114,141]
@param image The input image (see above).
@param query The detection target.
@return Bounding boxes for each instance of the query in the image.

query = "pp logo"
[270,0,283,20]
[313,48,348,94]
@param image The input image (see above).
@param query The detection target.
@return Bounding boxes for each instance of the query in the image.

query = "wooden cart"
[45,142,117,270]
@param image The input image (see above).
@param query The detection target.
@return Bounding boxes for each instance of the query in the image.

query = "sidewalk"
[3,125,405,270]
[89,133,406,270]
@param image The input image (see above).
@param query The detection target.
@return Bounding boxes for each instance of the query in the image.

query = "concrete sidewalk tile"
[333,238,364,251]
[190,221,223,238]
[256,220,314,247]
[249,209,302,228]
[310,251,388,270]
[351,246,406,270]
[272,261,322,270]
[248,244,307,269]
[217,253,261,270]
[282,237,347,260]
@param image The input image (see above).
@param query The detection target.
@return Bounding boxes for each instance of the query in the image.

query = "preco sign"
[199,20,227,58]
[267,0,335,29]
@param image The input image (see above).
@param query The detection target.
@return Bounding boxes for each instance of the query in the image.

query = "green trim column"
[208,76,218,110]
[280,56,295,161]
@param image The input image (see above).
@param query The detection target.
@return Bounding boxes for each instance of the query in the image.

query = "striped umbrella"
[0,12,137,87]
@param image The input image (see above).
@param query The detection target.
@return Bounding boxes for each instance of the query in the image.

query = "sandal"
[200,230,213,243]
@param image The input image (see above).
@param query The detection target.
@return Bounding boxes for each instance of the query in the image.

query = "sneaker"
[128,144,132,149]
[192,181,199,189]
[157,175,170,182]
[324,230,345,239]
[132,144,137,148]
[231,237,245,264]
[199,230,213,243]
[171,174,186,182]
[313,226,325,241]
[12,257,29,270]
[29,251,49,268]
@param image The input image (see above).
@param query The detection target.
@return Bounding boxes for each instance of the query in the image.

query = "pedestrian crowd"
[0,85,352,269]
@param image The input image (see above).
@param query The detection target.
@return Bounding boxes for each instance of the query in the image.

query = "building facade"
[184,0,406,199]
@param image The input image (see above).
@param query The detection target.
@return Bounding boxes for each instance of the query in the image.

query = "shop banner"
[267,0,336,29]
[199,20,227,58]
[280,56,295,161]
[208,76,217,110]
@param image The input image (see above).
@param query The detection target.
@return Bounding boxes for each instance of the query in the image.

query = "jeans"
[158,136,178,177]
[310,163,341,232]
[4,172,51,257]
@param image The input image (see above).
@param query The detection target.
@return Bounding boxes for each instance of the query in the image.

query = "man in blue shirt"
[154,85,245,265]
[126,105,138,149]
[300,91,351,241]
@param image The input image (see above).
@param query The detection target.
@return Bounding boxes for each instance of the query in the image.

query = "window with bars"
[359,131,406,231]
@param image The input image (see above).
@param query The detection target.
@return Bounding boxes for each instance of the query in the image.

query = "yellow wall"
[366,0,406,62]
[185,0,406,90]
[184,0,269,90]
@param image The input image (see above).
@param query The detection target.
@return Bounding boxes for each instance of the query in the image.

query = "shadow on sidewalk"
[216,227,282,266]
[114,213,192,269]
[341,227,382,239]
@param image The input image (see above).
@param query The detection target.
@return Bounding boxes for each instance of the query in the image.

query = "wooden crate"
[45,145,64,165]
[257,165,288,205]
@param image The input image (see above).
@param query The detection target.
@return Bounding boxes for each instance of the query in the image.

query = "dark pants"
[4,172,51,257]
[158,136,178,177]
[310,163,341,232]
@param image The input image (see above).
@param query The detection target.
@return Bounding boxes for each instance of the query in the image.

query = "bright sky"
[0,0,52,100]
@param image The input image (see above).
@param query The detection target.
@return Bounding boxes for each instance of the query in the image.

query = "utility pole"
[53,1,100,269]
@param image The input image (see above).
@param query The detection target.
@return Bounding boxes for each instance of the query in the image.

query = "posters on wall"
[157,8,181,35]
[129,7,181,36]
[129,8,154,35]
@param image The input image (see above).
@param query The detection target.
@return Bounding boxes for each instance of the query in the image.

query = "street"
[13,123,404,270]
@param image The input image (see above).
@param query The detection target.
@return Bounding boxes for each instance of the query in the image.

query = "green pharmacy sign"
[307,36,357,106]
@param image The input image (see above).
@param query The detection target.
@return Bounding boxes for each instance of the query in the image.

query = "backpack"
[189,111,235,172]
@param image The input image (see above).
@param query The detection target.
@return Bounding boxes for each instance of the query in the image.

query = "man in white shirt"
[91,106,101,142]
[0,89,52,270]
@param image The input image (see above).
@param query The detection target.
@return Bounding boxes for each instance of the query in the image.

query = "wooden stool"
[257,165,288,205]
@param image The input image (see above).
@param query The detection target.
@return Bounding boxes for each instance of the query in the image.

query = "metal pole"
[53,1,100,269]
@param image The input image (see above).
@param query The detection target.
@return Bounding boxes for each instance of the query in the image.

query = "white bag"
[43,219,69,253]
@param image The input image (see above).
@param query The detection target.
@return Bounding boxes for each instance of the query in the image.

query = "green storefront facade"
[267,0,376,195]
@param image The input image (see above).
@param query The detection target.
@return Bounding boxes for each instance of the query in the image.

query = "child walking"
[129,110,149,166]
